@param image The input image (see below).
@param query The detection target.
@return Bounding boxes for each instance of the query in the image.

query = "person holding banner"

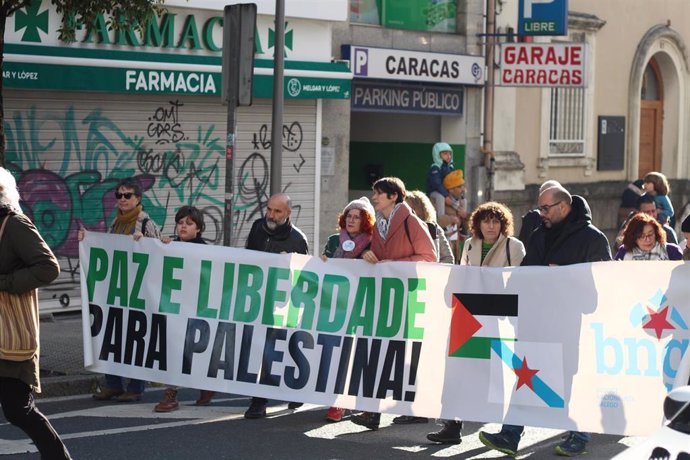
[154,205,217,412]
[479,185,611,457]
[320,196,376,422]
[614,212,682,261]
[353,177,436,431]
[0,167,72,459]
[243,193,309,419]
[426,201,524,445]
[86,178,161,403]
[405,190,454,264]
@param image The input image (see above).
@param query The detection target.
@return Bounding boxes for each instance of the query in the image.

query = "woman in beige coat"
[427,201,524,445]
[459,201,525,267]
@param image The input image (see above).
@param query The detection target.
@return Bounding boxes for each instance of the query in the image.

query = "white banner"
[80,233,690,436]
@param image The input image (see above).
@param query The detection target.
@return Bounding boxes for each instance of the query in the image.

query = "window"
[548,32,586,156]
[350,0,457,32]
[549,86,585,155]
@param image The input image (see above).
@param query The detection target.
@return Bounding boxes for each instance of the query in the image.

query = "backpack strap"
[506,237,511,266]
[403,216,411,245]
[426,221,437,239]
[140,218,150,237]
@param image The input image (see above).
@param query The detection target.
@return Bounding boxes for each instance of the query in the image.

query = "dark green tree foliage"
[0,0,166,166]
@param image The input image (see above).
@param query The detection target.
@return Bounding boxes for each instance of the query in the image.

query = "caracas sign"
[499,43,587,87]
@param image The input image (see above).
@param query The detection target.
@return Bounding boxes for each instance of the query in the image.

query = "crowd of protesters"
[5,142,688,459]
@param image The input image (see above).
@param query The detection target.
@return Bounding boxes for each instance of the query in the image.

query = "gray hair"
[539,180,561,193]
[0,167,22,213]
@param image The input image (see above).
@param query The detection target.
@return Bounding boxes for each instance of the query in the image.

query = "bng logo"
[592,289,689,389]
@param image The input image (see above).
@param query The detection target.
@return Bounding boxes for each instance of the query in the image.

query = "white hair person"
[0,167,22,213]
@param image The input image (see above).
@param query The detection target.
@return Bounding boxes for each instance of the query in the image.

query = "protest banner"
[80,232,690,436]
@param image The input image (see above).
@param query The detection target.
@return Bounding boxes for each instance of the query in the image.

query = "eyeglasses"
[346,213,361,221]
[538,201,562,213]
[637,232,656,241]
[115,192,135,200]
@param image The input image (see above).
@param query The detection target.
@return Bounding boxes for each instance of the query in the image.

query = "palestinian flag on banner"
[448,293,518,359]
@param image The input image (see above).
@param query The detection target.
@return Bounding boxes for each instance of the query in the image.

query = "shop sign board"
[518,0,568,36]
[344,45,484,86]
[351,81,463,116]
[499,43,586,87]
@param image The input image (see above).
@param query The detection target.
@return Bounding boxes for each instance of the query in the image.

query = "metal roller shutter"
[4,90,317,312]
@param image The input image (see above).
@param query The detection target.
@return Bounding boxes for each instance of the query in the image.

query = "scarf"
[111,204,142,235]
[376,203,402,241]
[333,229,372,259]
[624,242,669,261]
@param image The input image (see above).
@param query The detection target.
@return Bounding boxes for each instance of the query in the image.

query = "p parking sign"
[518,0,568,36]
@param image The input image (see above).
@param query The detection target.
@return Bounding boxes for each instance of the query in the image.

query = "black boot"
[427,420,463,444]
[351,411,381,430]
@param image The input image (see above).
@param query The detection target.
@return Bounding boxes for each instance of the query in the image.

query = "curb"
[38,374,101,399]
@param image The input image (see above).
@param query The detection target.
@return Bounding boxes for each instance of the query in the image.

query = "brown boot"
[154,388,179,412]
[195,390,216,406]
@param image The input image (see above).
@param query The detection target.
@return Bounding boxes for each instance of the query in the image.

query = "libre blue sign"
[518,0,568,36]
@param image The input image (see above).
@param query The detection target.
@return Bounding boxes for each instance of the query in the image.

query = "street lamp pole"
[482,0,496,202]
[270,0,285,195]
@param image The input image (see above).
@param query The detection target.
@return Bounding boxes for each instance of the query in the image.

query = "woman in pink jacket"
[362,177,437,264]
[353,177,436,431]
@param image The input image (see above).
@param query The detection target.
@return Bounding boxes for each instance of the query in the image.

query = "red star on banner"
[513,356,539,391]
[643,306,675,339]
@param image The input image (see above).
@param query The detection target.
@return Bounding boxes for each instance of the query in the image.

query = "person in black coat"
[480,185,612,457]
[517,179,562,245]
[245,193,309,255]
[521,191,611,266]
[243,193,308,419]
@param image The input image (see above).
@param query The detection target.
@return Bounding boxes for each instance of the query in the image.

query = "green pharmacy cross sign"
[15,1,49,42]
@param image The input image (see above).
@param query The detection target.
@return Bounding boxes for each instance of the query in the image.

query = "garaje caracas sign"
[80,233,690,436]
[499,43,587,87]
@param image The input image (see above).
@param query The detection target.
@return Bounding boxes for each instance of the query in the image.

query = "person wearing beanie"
[320,196,376,422]
[436,169,469,255]
[321,196,375,260]
[426,142,455,216]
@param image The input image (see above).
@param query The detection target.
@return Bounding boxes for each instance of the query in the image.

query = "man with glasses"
[479,184,611,457]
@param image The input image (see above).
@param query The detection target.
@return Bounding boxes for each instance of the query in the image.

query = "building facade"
[324,0,486,243]
[4,0,351,311]
[492,0,690,239]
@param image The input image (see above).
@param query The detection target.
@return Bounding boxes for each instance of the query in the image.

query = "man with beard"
[243,193,309,419]
[479,184,611,457]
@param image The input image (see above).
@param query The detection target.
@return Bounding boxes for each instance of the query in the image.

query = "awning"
[4,44,352,99]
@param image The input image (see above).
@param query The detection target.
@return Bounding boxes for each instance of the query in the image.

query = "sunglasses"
[115,192,135,200]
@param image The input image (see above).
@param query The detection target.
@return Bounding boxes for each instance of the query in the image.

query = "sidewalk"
[38,312,101,398]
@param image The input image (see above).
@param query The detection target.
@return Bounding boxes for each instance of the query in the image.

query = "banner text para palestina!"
[90,304,422,401]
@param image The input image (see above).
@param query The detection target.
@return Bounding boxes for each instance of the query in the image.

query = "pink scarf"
[334,229,372,259]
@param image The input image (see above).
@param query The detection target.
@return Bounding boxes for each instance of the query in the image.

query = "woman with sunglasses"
[108,178,161,241]
[615,212,682,261]
[81,178,161,402]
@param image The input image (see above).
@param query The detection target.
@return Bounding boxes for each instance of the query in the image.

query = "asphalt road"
[0,388,645,459]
